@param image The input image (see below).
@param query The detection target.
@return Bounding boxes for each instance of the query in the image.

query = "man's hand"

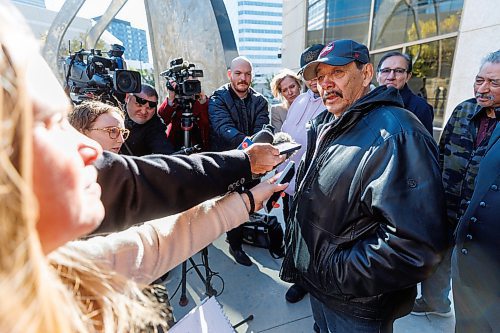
[198,90,207,104]
[245,143,285,175]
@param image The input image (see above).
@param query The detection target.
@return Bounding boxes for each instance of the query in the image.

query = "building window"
[305,0,463,129]
[325,0,371,44]
[371,0,463,50]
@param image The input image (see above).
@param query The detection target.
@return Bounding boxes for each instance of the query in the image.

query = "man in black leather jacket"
[280,39,448,333]
[208,56,270,266]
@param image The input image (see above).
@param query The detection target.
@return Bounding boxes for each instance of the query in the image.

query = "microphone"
[237,124,275,149]
[273,132,302,158]
[250,124,275,144]
[273,132,293,145]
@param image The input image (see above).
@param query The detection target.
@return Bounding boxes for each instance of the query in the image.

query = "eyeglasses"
[89,126,130,140]
[378,68,408,76]
[133,94,158,108]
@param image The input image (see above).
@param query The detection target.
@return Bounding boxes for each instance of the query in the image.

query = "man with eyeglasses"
[279,39,447,333]
[121,83,174,156]
[376,51,434,135]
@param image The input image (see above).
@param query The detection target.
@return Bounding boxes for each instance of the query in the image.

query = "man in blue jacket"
[208,56,269,266]
[376,51,434,135]
[280,39,447,333]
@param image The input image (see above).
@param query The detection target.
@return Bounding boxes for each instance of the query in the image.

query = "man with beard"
[280,39,447,333]
[208,56,269,266]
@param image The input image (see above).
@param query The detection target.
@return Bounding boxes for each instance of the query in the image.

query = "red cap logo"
[320,42,334,58]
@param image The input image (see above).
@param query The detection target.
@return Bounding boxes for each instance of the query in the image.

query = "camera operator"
[121,83,174,156]
[158,80,210,151]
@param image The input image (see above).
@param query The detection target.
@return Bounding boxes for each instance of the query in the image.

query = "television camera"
[64,44,141,104]
[160,57,204,99]
[160,58,205,150]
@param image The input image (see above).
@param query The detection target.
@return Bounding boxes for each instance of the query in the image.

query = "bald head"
[230,56,253,71]
[228,56,253,98]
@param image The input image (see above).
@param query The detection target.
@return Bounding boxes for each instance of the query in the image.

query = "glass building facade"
[306,0,464,128]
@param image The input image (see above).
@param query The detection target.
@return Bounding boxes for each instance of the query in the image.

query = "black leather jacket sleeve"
[322,132,448,297]
[93,150,251,234]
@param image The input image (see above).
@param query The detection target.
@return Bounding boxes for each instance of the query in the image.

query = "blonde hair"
[270,69,302,108]
[0,2,166,332]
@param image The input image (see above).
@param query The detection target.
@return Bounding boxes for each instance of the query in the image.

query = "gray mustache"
[475,93,494,100]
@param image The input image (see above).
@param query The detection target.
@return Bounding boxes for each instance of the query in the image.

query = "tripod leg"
[201,248,216,296]
[233,314,254,329]
[179,261,189,306]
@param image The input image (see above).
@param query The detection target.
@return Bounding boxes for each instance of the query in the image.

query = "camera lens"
[114,70,141,93]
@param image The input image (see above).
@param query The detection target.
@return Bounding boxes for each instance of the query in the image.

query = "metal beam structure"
[42,0,238,98]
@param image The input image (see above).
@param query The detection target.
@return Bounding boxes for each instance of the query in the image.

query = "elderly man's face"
[316,62,373,117]
[474,62,500,109]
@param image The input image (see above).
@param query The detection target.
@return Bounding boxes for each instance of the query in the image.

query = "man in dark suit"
[451,50,499,333]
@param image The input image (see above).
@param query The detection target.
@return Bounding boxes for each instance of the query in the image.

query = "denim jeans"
[310,295,394,333]
[420,246,453,310]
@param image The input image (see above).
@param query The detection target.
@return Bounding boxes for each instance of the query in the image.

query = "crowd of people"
[0,1,498,332]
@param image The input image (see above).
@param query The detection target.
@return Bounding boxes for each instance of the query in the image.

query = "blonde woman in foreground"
[0,2,286,332]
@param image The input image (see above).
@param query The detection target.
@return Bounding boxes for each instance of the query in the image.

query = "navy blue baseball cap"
[302,39,370,80]
[298,44,324,75]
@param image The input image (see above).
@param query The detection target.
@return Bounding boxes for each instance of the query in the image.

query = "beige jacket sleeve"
[270,104,287,132]
[69,193,248,285]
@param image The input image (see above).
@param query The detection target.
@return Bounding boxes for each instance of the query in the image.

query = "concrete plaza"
[165,232,454,332]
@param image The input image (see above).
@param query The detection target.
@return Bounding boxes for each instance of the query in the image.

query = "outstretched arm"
[73,177,287,284]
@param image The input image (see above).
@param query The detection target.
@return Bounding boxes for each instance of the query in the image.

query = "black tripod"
[175,97,216,307]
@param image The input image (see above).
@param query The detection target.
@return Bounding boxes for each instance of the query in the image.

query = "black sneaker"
[313,322,320,333]
[285,283,307,303]
[229,247,253,266]
[411,297,452,317]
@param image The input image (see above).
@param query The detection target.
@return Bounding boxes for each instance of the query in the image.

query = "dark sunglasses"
[133,94,158,108]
